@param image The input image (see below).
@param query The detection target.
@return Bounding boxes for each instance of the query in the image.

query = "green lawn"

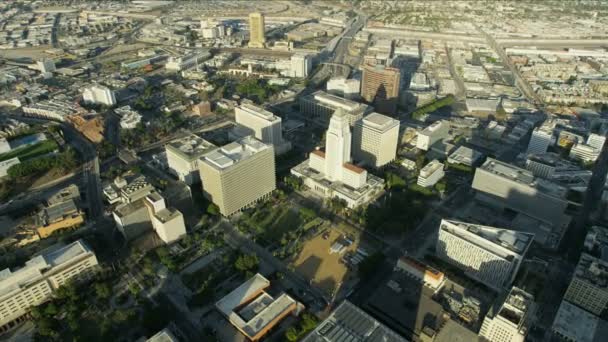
[261,208,302,243]
[0,140,58,162]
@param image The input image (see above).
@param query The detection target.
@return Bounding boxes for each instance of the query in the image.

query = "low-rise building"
[115,105,142,129]
[82,85,116,106]
[570,143,600,163]
[417,159,445,187]
[395,256,446,293]
[417,120,450,151]
[0,240,98,332]
[299,90,373,127]
[35,199,84,239]
[447,146,483,167]
[216,273,299,341]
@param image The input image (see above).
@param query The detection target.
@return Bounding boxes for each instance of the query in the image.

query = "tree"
[207,203,220,216]
[385,172,406,190]
[44,303,58,317]
[298,207,316,222]
[285,327,299,342]
[95,282,112,300]
[234,253,259,274]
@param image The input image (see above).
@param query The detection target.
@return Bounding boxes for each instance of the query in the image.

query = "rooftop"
[573,253,608,289]
[302,300,408,342]
[309,90,370,113]
[421,120,448,136]
[40,199,79,223]
[0,240,93,299]
[114,199,147,218]
[166,134,216,161]
[361,112,399,132]
[440,219,534,256]
[237,103,279,122]
[420,159,444,178]
[448,146,483,167]
[552,300,602,342]
[146,329,178,342]
[479,158,567,198]
[201,136,271,170]
[154,208,182,223]
[435,319,479,342]
[497,287,534,327]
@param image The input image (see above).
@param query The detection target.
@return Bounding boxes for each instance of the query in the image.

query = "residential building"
[291,110,384,208]
[416,120,450,151]
[361,63,401,115]
[248,12,266,48]
[417,159,445,187]
[35,199,85,239]
[326,77,361,100]
[216,273,298,341]
[0,240,98,332]
[302,300,408,342]
[472,158,570,228]
[82,85,116,106]
[564,253,608,316]
[436,219,534,291]
[199,136,276,216]
[290,53,312,78]
[299,90,373,127]
[570,143,600,163]
[234,103,291,155]
[166,134,216,185]
[527,125,554,155]
[352,112,400,167]
[479,287,536,342]
[144,192,186,244]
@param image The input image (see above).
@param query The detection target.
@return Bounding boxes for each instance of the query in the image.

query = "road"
[444,44,466,100]
[219,219,329,304]
[477,26,544,107]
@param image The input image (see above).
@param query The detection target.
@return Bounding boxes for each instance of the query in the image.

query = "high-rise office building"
[361,64,401,115]
[436,219,533,290]
[248,12,266,48]
[587,133,606,151]
[0,240,98,331]
[479,287,536,342]
[326,77,361,100]
[82,85,116,106]
[569,143,600,163]
[290,53,312,78]
[199,136,276,216]
[234,103,291,155]
[526,125,554,155]
[144,192,187,244]
[563,253,608,316]
[352,112,399,168]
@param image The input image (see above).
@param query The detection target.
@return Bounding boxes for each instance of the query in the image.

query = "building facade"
[360,64,401,115]
[82,85,116,106]
[436,219,533,291]
[527,126,554,155]
[248,12,266,48]
[290,53,312,78]
[352,112,399,168]
[199,136,276,216]
[416,120,450,151]
[417,159,445,187]
[564,253,608,316]
[234,103,290,155]
[479,287,536,342]
[166,135,217,185]
[0,240,98,332]
[299,90,373,127]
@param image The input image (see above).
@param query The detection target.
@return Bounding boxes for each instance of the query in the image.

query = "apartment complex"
[0,240,98,332]
[166,134,216,185]
[479,287,536,342]
[234,103,291,155]
[564,253,608,316]
[248,12,266,48]
[82,84,116,106]
[352,112,399,168]
[436,219,533,291]
[216,273,298,341]
[299,90,373,127]
[360,63,401,115]
[199,136,276,216]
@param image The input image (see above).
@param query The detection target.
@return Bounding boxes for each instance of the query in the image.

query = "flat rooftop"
[420,120,448,135]
[166,134,216,161]
[215,273,297,340]
[448,146,483,166]
[154,208,182,223]
[237,103,279,122]
[573,253,608,289]
[0,240,93,298]
[552,300,601,342]
[420,159,444,177]
[441,219,534,255]
[201,136,270,170]
[310,90,368,112]
[479,158,567,198]
[302,300,408,342]
[362,112,399,132]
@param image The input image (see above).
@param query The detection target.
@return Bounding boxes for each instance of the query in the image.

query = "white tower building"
[325,109,352,182]
[290,53,312,78]
[82,85,116,106]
